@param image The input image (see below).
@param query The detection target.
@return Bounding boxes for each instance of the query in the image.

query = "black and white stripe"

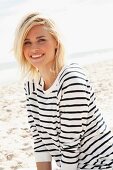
[24,63,113,169]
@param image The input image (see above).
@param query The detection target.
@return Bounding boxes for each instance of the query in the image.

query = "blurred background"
[0,0,113,84]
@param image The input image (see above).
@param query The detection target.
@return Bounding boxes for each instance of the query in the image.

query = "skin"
[23,24,58,90]
[36,162,52,170]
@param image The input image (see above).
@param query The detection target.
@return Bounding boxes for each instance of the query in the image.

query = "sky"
[1,0,113,64]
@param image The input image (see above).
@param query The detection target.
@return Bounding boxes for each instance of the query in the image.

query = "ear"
[55,41,59,54]
[55,48,57,54]
[55,40,59,48]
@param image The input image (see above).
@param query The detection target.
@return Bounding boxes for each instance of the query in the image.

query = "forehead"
[26,25,50,38]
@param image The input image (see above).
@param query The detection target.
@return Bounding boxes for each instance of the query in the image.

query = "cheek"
[46,43,56,53]
[23,48,28,58]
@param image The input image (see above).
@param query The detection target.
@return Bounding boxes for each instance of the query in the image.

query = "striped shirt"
[24,63,113,170]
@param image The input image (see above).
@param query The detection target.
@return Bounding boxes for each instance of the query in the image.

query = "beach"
[0,58,113,170]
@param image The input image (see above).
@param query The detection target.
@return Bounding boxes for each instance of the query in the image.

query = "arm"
[36,162,52,170]
[59,72,89,170]
[24,81,52,167]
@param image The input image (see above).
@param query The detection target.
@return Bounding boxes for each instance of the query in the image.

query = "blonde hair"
[14,12,65,79]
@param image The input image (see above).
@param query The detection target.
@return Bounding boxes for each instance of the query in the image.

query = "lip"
[31,53,44,59]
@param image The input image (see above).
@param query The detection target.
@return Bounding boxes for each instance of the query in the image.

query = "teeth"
[32,54,43,58]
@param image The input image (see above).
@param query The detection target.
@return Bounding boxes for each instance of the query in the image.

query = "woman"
[14,12,113,170]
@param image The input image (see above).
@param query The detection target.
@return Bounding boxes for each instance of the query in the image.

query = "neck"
[43,73,57,91]
[39,66,63,91]
[38,68,56,91]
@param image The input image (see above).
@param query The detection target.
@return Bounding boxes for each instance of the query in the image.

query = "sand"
[0,59,113,170]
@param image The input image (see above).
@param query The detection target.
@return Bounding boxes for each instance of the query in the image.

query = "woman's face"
[23,25,57,70]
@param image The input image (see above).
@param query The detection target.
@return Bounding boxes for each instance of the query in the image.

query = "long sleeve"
[59,71,89,170]
[24,81,52,162]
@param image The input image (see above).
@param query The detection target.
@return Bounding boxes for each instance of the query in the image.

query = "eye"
[38,38,46,43]
[23,41,31,46]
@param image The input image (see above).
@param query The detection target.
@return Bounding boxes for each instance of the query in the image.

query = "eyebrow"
[24,36,46,41]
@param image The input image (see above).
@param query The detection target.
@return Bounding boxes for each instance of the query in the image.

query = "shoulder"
[59,63,88,86]
[24,78,40,95]
[58,63,91,95]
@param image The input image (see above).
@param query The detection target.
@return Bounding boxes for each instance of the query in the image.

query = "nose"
[31,42,40,53]
[32,42,39,49]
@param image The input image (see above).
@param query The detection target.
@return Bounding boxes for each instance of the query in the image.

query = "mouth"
[31,54,44,59]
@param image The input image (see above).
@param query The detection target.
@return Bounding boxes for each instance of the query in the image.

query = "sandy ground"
[0,59,113,170]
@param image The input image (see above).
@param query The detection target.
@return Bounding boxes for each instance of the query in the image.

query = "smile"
[31,54,44,59]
